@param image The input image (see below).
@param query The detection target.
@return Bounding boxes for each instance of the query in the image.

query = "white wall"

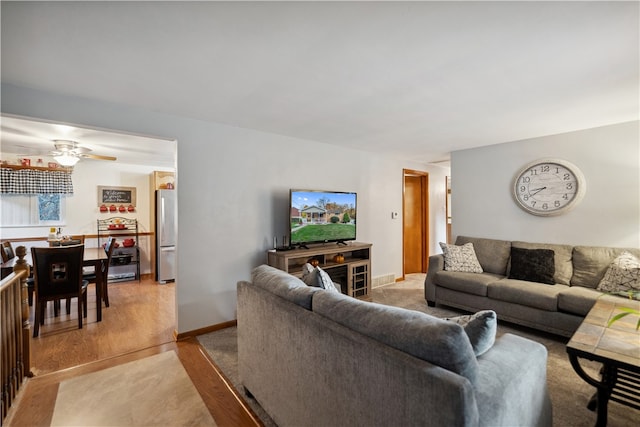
[451,121,640,248]
[1,83,446,333]
[0,159,174,274]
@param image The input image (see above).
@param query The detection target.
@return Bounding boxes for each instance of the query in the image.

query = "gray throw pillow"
[509,247,555,285]
[445,310,497,357]
[301,263,339,293]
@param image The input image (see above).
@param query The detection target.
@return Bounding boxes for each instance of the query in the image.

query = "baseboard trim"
[175,319,237,341]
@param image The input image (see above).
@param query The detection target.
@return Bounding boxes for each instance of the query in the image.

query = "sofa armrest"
[474,333,552,427]
[425,254,444,305]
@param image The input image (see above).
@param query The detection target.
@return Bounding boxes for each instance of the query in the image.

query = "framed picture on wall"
[97,186,136,207]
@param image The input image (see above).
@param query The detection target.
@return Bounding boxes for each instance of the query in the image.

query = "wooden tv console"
[267,242,372,299]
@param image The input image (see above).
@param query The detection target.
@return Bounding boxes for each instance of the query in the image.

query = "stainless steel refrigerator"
[156,189,176,283]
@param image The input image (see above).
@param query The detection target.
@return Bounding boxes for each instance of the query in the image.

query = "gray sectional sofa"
[425,236,640,337]
[238,264,552,427]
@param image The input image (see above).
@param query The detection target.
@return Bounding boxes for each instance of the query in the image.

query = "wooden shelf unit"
[267,242,372,299]
[97,217,140,283]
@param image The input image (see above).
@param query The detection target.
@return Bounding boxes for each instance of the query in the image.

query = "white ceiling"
[1,1,638,165]
[0,114,177,168]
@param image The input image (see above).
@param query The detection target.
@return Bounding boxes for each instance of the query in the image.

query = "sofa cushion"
[455,236,511,275]
[251,264,321,310]
[571,246,640,289]
[488,279,569,311]
[440,242,483,273]
[445,310,497,357]
[313,291,479,383]
[508,247,555,285]
[558,286,601,316]
[435,271,503,297]
[596,251,640,293]
[512,241,573,285]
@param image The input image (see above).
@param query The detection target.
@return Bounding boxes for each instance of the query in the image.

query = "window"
[0,194,66,226]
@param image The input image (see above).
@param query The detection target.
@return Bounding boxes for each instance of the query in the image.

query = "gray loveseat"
[425,236,640,337]
[238,264,552,427]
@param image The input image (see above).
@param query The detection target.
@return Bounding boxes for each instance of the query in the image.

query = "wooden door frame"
[402,169,429,279]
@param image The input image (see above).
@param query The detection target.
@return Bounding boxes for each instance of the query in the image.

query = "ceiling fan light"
[54,153,80,166]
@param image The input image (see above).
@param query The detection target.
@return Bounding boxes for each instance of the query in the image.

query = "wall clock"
[513,158,586,216]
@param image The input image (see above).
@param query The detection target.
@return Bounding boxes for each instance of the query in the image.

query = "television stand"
[336,240,348,246]
[267,242,372,300]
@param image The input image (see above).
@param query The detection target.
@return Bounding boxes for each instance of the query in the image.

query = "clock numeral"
[555,201,561,207]
[562,194,569,200]
[519,185,527,193]
[523,195,529,201]
[563,173,571,180]
[541,165,550,173]
[529,169,538,176]
[521,176,530,184]
[542,203,549,210]
[566,183,573,190]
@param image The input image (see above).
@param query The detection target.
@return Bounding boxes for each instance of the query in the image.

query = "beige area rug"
[198,284,639,427]
[51,351,216,427]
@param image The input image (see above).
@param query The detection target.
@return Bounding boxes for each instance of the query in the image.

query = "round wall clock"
[513,158,586,216]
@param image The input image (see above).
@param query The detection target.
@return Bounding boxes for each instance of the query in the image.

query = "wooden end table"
[566,295,640,427]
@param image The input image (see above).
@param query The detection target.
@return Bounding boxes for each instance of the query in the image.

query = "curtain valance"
[0,167,74,194]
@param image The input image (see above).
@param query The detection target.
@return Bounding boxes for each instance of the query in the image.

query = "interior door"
[403,169,429,276]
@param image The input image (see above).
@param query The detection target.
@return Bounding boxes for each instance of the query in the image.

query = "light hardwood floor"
[5,278,262,427]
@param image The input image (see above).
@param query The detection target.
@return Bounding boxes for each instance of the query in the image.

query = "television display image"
[289,190,357,246]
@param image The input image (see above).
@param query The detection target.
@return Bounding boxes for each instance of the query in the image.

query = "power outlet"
[391,212,399,219]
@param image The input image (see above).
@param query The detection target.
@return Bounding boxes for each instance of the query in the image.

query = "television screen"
[289,189,357,246]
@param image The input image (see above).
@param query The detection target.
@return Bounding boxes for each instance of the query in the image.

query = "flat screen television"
[289,189,357,247]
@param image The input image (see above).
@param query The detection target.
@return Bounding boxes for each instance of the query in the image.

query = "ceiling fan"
[51,140,117,166]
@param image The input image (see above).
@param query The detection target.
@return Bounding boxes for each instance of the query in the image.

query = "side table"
[566,296,640,427]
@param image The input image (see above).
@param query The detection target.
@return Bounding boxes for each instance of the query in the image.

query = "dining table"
[0,245,108,322]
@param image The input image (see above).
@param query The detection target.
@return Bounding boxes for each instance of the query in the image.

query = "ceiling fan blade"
[81,153,117,161]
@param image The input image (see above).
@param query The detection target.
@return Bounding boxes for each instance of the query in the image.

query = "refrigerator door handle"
[160,197,165,239]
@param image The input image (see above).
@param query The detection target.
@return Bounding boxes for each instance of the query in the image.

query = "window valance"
[0,167,74,194]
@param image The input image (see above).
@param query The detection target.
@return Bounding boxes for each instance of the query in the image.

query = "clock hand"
[530,186,547,196]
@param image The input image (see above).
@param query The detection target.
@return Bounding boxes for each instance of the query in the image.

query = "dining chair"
[31,245,89,337]
[82,237,116,307]
[1,240,15,262]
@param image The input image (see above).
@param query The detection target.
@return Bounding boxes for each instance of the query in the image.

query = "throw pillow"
[508,247,556,285]
[597,251,640,293]
[316,267,340,293]
[301,263,316,286]
[445,310,497,357]
[439,242,483,273]
[301,263,339,293]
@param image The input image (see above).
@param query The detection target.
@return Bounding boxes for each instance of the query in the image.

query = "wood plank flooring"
[5,277,262,427]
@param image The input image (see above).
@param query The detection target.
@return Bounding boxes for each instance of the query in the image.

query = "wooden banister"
[0,246,32,425]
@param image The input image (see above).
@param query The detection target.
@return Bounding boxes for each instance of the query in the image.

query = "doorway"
[403,169,429,277]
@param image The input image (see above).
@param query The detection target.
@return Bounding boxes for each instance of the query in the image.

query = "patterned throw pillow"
[316,267,339,293]
[439,242,483,273]
[597,251,640,293]
[301,263,339,293]
[445,310,497,357]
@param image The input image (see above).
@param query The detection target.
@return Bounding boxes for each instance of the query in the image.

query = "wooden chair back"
[31,245,85,299]
[1,241,15,263]
[31,245,87,336]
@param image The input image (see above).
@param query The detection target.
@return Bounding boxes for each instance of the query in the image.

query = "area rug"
[51,351,217,427]
[198,286,639,427]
